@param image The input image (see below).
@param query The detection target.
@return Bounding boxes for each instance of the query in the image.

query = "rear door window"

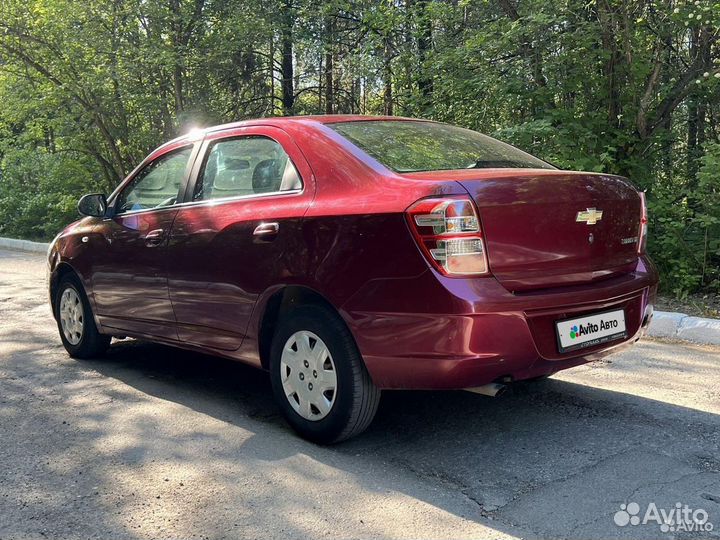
[193,136,302,202]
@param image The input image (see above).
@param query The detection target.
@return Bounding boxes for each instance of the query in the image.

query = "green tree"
[0,0,718,296]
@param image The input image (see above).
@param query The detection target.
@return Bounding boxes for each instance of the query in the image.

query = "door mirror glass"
[77,193,108,217]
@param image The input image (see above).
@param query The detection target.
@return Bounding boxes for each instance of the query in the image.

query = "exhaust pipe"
[465,382,507,397]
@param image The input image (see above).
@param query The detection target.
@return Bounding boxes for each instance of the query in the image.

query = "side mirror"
[77,193,108,217]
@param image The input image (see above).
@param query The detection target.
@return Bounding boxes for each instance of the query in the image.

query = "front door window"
[115,147,192,213]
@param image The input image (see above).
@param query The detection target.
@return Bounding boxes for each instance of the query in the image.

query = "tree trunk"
[169,0,185,115]
[318,55,323,112]
[496,0,552,115]
[597,0,621,123]
[383,35,393,116]
[350,78,360,113]
[687,28,706,184]
[324,16,334,115]
[173,64,184,115]
[324,50,333,114]
[269,36,275,115]
[280,11,294,116]
[416,0,433,113]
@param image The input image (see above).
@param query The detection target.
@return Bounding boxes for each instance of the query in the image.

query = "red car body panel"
[48,115,658,389]
[164,125,317,351]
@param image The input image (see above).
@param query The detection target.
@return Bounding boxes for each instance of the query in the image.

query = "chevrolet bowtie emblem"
[576,208,603,225]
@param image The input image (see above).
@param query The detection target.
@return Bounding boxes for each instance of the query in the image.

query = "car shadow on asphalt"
[75,338,720,540]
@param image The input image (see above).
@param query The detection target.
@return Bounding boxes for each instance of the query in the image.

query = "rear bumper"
[342,256,658,389]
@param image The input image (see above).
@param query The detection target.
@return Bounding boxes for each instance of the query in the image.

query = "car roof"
[218,114,420,127]
[159,115,427,151]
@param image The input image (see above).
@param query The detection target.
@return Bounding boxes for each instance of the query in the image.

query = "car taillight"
[406,196,489,276]
[638,191,648,254]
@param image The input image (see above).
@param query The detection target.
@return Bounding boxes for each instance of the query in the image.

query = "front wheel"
[269,305,380,444]
[54,274,111,359]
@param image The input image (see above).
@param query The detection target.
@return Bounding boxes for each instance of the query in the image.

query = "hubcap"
[280,330,337,421]
[59,287,83,345]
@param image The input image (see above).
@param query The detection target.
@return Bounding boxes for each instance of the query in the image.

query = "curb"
[647,311,720,345]
[1,237,719,346]
[0,237,49,253]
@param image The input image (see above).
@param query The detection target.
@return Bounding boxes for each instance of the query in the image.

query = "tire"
[54,274,111,359]
[269,304,380,444]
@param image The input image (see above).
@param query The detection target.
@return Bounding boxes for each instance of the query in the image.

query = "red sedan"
[48,116,658,442]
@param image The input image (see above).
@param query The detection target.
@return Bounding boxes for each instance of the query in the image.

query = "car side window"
[193,136,302,202]
[115,147,192,214]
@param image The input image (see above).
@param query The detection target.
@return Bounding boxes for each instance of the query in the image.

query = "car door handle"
[253,222,279,238]
[144,228,165,247]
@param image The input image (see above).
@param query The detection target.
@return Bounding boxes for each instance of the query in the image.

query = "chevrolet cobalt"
[48,116,658,442]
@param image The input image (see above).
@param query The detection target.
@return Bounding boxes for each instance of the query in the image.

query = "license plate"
[555,309,627,353]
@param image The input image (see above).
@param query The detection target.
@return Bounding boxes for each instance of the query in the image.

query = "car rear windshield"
[328,120,555,173]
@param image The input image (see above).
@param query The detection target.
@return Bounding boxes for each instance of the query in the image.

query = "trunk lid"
[404,169,643,292]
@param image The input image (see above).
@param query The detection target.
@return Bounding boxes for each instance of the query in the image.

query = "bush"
[648,143,720,298]
[0,148,100,241]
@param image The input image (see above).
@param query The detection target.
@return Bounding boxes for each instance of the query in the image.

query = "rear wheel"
[54,274,110,358]
[269,305,380,444]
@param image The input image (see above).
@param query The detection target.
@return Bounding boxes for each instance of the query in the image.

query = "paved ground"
[1,248,719,540]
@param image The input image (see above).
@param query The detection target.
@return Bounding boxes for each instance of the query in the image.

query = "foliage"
[0,0,718,296]
[0,147,100,240]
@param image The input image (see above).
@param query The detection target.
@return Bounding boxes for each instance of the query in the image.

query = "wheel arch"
[257,285,353,370]
[49,262,82,315]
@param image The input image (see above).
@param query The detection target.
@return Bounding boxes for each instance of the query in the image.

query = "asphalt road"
[1,247,719,540]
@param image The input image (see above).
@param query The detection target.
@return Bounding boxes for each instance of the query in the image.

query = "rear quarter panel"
[279,122,467,306]
[239,123,468,364]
